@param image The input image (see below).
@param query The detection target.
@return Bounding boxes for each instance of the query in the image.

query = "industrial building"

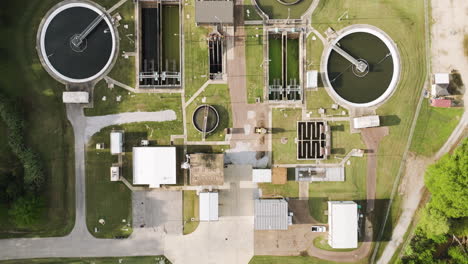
[62,91,89,104]
[353,115,380,129]
[432,73,450,97]
[254,199,289,230]
[199,192,219,222]
[189,153,224,186]
[252,169,272,183]
[328,201,358,249]
[132,147,176,188]
[110,131,124,155]
[295,167,344,182]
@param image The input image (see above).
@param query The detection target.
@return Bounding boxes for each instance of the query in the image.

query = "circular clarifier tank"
[322,26,400,107]
[39,2,116,83]
[192,105,220,134]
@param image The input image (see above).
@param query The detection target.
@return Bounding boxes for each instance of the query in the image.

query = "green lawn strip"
[306,32,323,71]
[258,181,299,198]
[313,235,361,252]
[308,157,367,223]
[84,81,182,116]
[0,0,75,237]
[162,5,180,72]
[409,99,463,156]
[0,256,171,264]
[107,1,136,87]
[245,26,265,103]
[249,255,364,264]
[183,0,210,101]
[93,0,120,10]
[312,1,426,257]
[183,190,199,235]
[243,0,263,21]
[186,84,232,141]
[306,89,347,118]
[268,36,282,84]
[255,0,314,19]
[286,38,299,85]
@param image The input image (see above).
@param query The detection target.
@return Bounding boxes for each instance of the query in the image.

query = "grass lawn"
[0,0,75,238]
[255,0,314,19]
[0,256,170,264]
[183,190,199,235]
[249,256,365,264]
[306,89,347,117]
[258,181,299,198]
[245,26,265,103]
[312,0,427,258]
[306,32,323,71]
[268,36,282,84]
[313,235,361,252]
[162,5,180,73]
[243,0,263,21]
[308,157,367,223]
[286,38,299,84]
[84,81,182,116]
[410,99,463,156]
[86,120,184,238]
[107,0,136,88]
[94,0,120,9]
[186,84,232,141]
[183,0,210,100]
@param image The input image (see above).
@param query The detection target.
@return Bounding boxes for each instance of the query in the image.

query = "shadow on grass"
[380,115,401,127]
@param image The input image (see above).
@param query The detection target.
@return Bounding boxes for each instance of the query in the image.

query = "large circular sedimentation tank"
[192,105,220,134]
[38,2,116,83]
[322,26,400,108]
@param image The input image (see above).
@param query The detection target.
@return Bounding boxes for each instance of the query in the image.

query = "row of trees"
[0,93,45,228]
[399,139,468,264]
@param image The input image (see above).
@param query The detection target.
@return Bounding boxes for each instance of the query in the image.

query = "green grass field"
[86,129,132,238]
[243,0,263,21]
[410,99,463,156]
[268,36,282,84]
[306,89,347,117]
[0,256,170,264]
[306,32,323,71]
[183,190,199,235]
[245,26,265,103]
[186,84,232,141]
[107,0,137,88]
[312,0,427,259]
[249,256,366,264]
[0,0,75,238]
[183,0,210,100]
[313,235,361,252]
[84,81,182,117]
[258,181,299,198]
[255,0,314,19]
[286,38,299,85]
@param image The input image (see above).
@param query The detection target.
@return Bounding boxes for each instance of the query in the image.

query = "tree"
[448,246,468,264]
[418,206,450,241]
[8,196,43,228]
[425,139,468,218]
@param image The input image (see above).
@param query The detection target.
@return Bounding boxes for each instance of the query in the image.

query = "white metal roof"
[62,92,89,103]
[199,192,219,221]
[252,169,272,183]
[110,132,123,154]
[132,147,176,188]
[110,166,119,181]
[434,73,449,84]
[353,115,380,129]
[328,201,358,249]
[254,199,288,230]
[306,70,318,88]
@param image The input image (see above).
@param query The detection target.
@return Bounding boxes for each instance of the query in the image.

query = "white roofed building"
[199,192,219,221]
[110,131,123,155]
[306,70,318,88]
[132,147,176,188]
[328,201,358,249]
[432,73,450,98]
[353,115,380,129]
[252,169,272,183]
[62,92,89,103]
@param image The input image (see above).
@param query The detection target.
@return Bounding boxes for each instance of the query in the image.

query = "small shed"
[254,199,288,230]
[353,115,380,129]
[328,201,358,249]
[272,168,287,184]
[110,166,120,181]
[252,169,272,183]
[306,70,318,88]
[110,131,124,155]
[62,92,89,103]
[199,192,219,221]
[434,73,449,85]
[430,98,452,108]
